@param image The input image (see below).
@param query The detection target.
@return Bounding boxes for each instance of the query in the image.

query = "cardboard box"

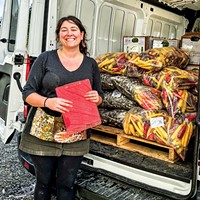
[123,36,174,53]
[152,39,180,49]
[181,32,200,65]
[123,36,151,53]
[185,64,199,71]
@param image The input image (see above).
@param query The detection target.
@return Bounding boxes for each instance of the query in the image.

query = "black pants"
[30,154,83,200]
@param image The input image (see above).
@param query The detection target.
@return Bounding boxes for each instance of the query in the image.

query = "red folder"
[55,79,101,134]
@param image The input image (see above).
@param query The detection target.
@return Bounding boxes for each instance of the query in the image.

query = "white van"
[0,0,200,199]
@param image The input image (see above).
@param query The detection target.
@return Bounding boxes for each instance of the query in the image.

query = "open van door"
[0,0,30,144]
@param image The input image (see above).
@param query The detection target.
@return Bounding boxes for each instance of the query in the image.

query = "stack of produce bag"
[96,47,197,160]
[140,66,198,118]
[99,75,140,128]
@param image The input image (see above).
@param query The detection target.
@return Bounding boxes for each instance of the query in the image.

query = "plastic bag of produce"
[161,89,197,118]
[142,66,198,91]
[133,85,163,110]
[126,62,149,78]
[123,108,196,160]
[99,108,127,128]
[100,90,138,110]
[128,47,189,72]
[185,67,199,95]
[123,108,170,140]
[95,52,137,75]
[110,76,141,100]
[168,113,196,160]
[100,73,115,90]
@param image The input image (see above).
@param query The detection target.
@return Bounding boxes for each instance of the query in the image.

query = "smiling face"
[59,20,84,49]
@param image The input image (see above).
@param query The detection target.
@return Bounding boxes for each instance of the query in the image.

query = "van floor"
[76,139,194,199]
[76,167,172,200]
[89,140,193,182]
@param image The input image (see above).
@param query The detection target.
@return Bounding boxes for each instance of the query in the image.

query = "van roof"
[155,0,200,10]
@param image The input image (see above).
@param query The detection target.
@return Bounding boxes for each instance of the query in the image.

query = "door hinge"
[11,121,23,131]
[14,54,25,65]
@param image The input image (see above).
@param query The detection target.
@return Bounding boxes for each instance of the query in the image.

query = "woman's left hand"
[85,90,100,103]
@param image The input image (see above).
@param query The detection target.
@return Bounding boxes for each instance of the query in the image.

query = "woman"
[19,16,104,200]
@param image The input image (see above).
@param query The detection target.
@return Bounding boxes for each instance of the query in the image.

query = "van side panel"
[0,0,12,62]
[14,0,29,54]
[0,66,11,123]
[79,0,96,54]
[28,0,45,57]
[0,0,32,143]
[45,0,57,51]
[47,0,187,57]
[142,2,186,39]
[97,4,112,55]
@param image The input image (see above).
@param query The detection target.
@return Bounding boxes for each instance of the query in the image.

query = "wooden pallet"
[91,125,179,163]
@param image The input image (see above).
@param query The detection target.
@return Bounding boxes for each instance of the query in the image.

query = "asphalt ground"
[0,134,53,200]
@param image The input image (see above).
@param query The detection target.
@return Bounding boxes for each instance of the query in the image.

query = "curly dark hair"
[55,16,88,55]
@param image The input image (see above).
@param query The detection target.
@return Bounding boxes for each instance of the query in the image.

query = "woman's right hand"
[45,97,73,113]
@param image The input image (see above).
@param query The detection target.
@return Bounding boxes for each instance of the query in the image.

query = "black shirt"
[23,50,104,116]
[20,50,104,156]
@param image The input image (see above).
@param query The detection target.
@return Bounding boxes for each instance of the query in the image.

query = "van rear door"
[0,0,29,144]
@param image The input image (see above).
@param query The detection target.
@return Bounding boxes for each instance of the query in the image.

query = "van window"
[112,9,125,52]
[97,5,112,55]
[80,0,95,53]
[8,0,20,52]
